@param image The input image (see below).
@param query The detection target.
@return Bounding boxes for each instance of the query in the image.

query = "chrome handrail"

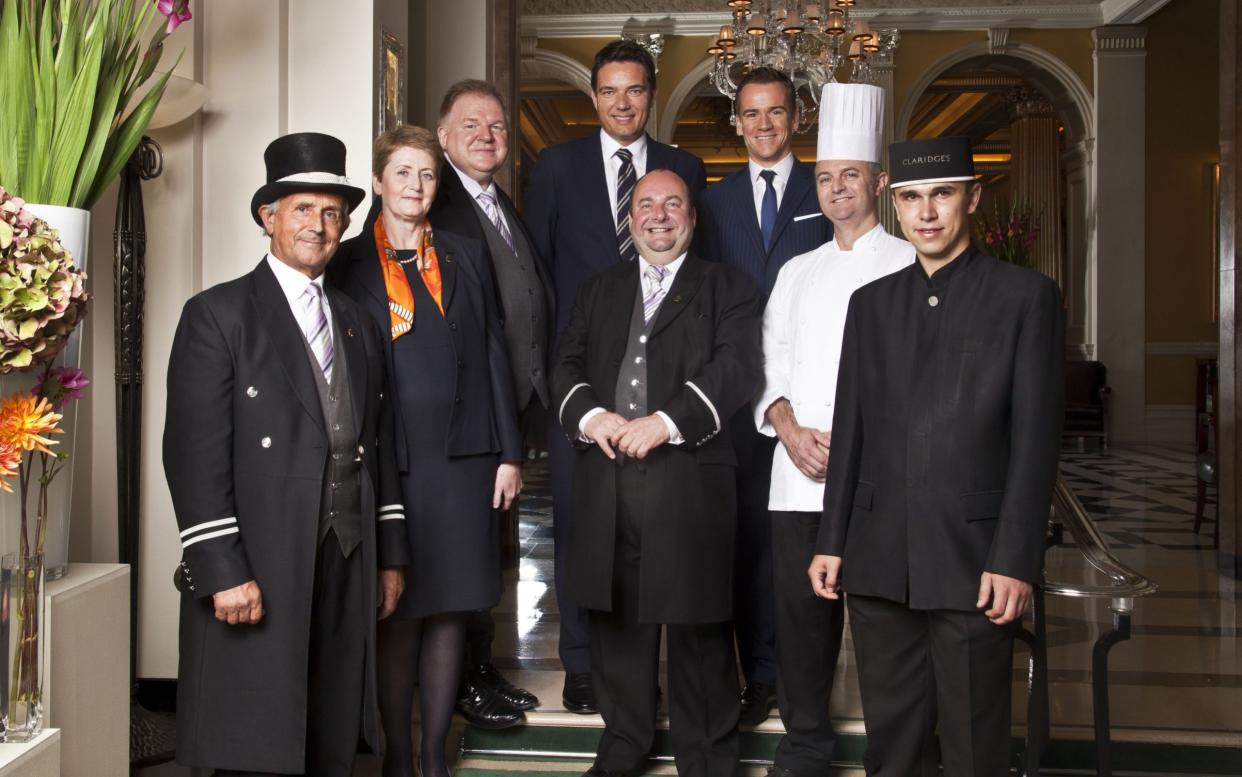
[1042,476,1159,607]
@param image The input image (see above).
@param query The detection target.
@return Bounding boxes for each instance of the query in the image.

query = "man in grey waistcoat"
[430,78,552,726]
[164,132,408,776]
[552,169,763,777]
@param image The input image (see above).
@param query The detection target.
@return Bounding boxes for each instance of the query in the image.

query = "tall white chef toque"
[816,82,885,163]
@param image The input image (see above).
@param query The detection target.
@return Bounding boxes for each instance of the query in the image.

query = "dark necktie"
[759,168,778,253]
[615,148,638,263]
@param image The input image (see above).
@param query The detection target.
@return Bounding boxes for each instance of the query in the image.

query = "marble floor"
[140,443,1241,775]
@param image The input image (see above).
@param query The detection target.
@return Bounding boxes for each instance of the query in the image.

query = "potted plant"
[972,197,1042,267]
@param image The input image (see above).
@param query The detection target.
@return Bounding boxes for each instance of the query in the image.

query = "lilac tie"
[642,264,669,323]
[477,190,516,254]
[301,283,333,383]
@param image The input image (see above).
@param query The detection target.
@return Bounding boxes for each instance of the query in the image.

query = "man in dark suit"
[525,39,707,713]
[432,78,551,728]
[553,169,762,777]
[164,133,408,776]
[810,137,1065,776]
[694,66,832,725]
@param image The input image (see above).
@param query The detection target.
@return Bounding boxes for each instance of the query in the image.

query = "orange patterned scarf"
[374,217,444,340]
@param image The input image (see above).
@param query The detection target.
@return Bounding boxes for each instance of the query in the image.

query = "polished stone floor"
[142,443,1240,775]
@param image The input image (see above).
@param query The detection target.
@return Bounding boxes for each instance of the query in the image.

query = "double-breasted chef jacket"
[164,258,409,773]
[818,244,1065,610]
[553,253,764,624]
[755,224,915,511]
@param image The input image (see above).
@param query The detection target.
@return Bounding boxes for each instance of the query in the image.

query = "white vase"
[0,204,90,582]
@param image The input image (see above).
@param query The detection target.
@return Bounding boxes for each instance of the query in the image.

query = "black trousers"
[731,412,777,687]
[217,533,366,777]
[771,511,845,775]
[589,463,741,777]
[847,594,1017,777]
[549,411,593,674]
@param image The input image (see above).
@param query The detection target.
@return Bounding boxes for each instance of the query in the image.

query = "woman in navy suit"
[330,125,522,777]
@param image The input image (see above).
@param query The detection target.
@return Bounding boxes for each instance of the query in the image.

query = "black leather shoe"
[562,672,598,714]
[456,673,523,729]
[583,766,644,777]
[739,682,778,726]
[473,662,540,711]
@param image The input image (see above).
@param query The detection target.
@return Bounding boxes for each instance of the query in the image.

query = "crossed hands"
[584,411,670,460]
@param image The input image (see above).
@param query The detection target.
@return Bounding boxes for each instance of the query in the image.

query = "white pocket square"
[793,212,823,222]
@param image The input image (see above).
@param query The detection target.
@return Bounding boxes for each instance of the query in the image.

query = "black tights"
[377,612,468,777]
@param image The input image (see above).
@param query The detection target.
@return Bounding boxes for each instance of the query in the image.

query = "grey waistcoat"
[301,315,364,557]
[614,286,658,421]
[472,196,549,410]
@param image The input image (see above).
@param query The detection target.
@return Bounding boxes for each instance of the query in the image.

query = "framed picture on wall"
[378,29,405,133]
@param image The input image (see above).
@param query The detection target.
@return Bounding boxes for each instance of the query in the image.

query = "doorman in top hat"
[164,131,409,776]
[809,136,1064,776]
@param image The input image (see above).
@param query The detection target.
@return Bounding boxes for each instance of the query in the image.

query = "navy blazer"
[524,133,708,335]
[329,205,523,468]
[695,158,831,296]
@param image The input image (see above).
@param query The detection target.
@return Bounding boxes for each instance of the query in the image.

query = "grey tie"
[615,148,638,263]
[301,283,333,383]
[477,190,516,254]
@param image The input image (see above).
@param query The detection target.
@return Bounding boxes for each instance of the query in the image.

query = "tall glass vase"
[0,204,90,581]
[0,551,44,741]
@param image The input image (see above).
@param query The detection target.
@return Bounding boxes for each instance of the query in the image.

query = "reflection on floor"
[139,444,1240,776]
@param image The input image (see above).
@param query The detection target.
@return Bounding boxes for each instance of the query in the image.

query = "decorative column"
[1008,86,1063,286]
[873,30,900,235]
[1093,25,1148,442]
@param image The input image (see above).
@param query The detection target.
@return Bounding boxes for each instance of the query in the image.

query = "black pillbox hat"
[888,136,976,189]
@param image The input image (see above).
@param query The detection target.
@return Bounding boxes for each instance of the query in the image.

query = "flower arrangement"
[0,187,90,373]
[0,0,193,209]
[972,198,1042,267]
[0,366,88,730]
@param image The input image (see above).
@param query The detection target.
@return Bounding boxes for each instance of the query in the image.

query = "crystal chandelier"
[706,0,899,131]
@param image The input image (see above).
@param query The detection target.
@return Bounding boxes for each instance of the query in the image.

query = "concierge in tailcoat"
[164,259,408,774]
[818,245,1066,611]
[552,254,764,624]
[329,205,522,616]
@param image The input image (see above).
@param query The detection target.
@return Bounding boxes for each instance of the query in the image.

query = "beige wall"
[1145,0,1221,407]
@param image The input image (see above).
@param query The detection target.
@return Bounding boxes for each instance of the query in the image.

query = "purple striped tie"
[302,283,333,382]
[642,264,669,323]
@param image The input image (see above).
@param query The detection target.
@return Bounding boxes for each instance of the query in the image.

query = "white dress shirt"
[578,253,687,445]
[601,130,649,229]
[266,253,334,338]
[755,224,915,511]
[748,153,796,224]
[447,157,513,235]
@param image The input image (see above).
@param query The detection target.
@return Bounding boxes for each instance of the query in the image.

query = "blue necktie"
[759,169,777,253]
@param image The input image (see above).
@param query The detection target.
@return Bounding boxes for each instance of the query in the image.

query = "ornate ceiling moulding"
[520,4,1106,37]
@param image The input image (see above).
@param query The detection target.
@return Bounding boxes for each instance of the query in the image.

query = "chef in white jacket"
[754,82,915,777]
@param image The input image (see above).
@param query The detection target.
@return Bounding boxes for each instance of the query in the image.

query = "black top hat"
[250,132,367,226]
[888,136,976,189]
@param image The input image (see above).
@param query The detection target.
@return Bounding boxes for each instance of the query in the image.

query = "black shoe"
[583,766,644,777]
[474,662,539,711]
[562,672,598,714]
[739,682,778,726]
[456,673,523,729]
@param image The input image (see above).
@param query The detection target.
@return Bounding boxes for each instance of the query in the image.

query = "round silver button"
[639,335,648,344]
[928,295,940,307]
[631,378,640,386]
[260,437,272,448]
[246,386,258,398]
[635,356,644,364]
